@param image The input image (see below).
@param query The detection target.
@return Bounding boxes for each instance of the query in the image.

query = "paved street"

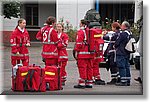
[1,43,143,95]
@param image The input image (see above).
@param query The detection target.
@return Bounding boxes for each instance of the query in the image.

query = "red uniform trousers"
[11,56,29,66]
[58,61,67,82]
[77,59,93,86]
[45,58,58,66]
[92,58,101,80]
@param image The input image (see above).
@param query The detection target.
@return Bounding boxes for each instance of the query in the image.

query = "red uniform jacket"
[10,27,30,60]
[57,32,69,62]
[74,28,94,59]
[36,25,59,58]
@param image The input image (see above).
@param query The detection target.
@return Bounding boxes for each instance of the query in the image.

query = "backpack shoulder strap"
[82,30,87,41]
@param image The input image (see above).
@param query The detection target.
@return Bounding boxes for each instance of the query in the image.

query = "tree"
[2,1,21,19]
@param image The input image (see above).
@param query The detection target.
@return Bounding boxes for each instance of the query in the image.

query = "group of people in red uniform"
[10,17,69,85]
[10,16,105,88]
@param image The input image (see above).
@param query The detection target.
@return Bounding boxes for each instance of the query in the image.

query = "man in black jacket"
[115,21,131,86]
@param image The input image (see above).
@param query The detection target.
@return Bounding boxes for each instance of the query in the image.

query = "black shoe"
[107,78,117,85]
[127,80,131,86]
[134,77,142,84]
[74,85,85,89]
[115,82,128,86]
[116,77,121,83]
[94,79,105,85]
[85,85,93,88]
[127,82,130,86]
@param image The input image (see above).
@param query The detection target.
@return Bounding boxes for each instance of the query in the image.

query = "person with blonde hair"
[56,23,69,85]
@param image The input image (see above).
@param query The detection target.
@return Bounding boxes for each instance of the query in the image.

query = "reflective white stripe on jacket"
[42,52,58,56]
[59,56,68,59]
[78,52,91,54]
[11,53,29,57]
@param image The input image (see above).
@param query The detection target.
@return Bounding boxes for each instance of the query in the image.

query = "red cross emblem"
[43,32,47,42]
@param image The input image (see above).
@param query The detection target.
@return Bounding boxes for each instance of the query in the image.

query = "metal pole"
[96,0,99,12]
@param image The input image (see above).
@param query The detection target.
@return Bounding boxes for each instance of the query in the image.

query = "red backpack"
[12,64,46,92]
[45,66,63,91]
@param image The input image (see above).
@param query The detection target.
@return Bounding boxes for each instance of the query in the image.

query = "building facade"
[2,0,142,43]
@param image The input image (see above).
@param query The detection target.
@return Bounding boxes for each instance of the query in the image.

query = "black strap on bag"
[29,69,35,92]
[38,68,43,92]
[57,66,61,90]
[22,69,35,92]
[22,70,30,91]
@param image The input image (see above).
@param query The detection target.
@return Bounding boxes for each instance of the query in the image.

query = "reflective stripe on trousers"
[59,56,68,59]
[78,78,86,86]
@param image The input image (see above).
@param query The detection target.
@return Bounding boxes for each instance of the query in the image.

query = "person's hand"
[26,43,30,47]
[16,52,20,56]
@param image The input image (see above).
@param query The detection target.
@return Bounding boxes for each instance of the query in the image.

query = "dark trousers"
[116,55,131,83]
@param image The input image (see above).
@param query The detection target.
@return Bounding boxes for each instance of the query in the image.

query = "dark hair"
[16,18,26,28]
[46,16,56,25]
[111,22,121,30]
[80,19,87,25]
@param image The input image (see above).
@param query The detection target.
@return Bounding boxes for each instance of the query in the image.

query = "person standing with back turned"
[74,19,94,89]
[36,16,59,66]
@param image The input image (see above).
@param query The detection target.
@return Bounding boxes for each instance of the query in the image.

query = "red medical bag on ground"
[12,64,46,92]
[45,66,62,91]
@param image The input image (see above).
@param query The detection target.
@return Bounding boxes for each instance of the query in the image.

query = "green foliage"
[2,1,21,19]
[101,17,142,38]
[101,18,113,30]
[131,16,143,42]
[67,28,77,42]
[130,26,140,42]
